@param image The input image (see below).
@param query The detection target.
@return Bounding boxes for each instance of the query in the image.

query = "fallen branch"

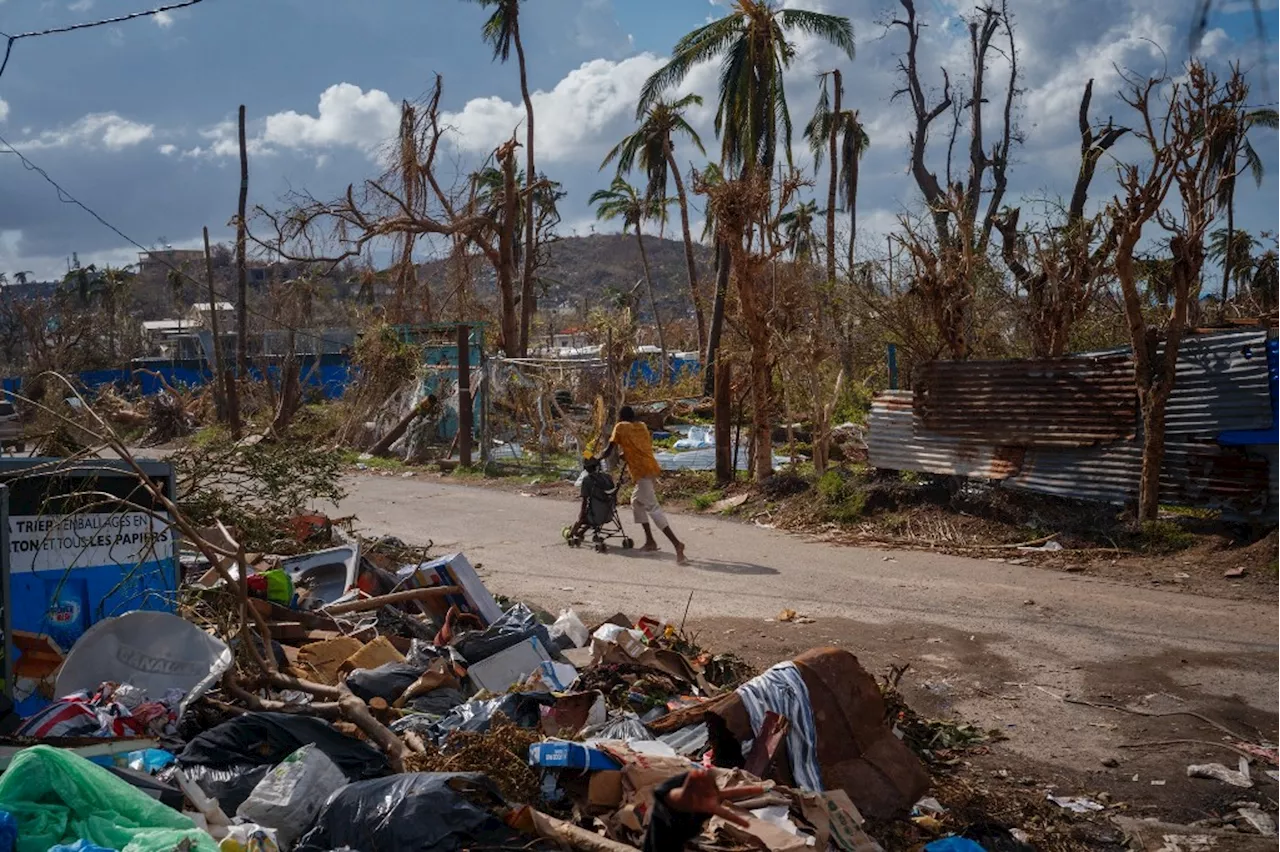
[323,585,461,615]
[338,682,408,773]
[1061,697,1254,742]
[956,533,1060,550]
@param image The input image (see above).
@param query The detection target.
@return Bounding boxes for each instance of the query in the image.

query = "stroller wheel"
[594,541,608,553]
[621,537,635,550]
[561,526,572,542]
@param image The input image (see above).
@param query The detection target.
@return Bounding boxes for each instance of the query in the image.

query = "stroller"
[563,456,634,553]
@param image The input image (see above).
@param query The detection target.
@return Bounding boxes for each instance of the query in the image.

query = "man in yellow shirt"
[603,406,687,564]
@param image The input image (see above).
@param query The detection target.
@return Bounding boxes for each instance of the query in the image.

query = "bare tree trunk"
[703,240,730,397]
[232,105,248,440]
[666,147,705,355]
[1137,390,1167,521]
[825,70,841,286]
[514,19,536,358]
[1221,183,1236,302]
[203,227,228,423]
[848,137,859,276]
[714,357,732,485]
[635,227,668,385]
[497,141,521,356]
[748,338,772,481]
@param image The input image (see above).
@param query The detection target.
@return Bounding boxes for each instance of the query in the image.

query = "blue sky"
[0,0,1276,280]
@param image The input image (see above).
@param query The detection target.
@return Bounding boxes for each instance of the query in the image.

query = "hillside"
[421,233,715,326]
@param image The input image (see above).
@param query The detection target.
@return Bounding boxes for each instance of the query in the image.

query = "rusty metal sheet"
[1006,438,1270,516]
[1165,330,1272,434]
[916,354,1136,447]
[868,391,1021,479]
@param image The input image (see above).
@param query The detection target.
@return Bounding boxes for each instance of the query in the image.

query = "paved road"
[336,472,1277,773]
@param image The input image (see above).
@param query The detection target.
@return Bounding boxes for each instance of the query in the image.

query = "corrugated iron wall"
[867,330,1277,517]
[868,391,1022,479]
[916,354,1135,446]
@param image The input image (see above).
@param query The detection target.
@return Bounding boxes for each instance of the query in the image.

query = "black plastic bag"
[454,603,553,664]
[294,772,524,852]
[408,687,469,716]
[393,691,554,745]
[345,662,428,704]
[170,712,389,812]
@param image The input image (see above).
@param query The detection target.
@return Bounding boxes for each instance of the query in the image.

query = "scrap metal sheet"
[868,391,1021,479]
[916,354,1136,447]
[1006,438,1270,515]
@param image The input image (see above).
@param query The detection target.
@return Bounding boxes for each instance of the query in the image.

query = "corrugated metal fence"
[868,330,1277,516]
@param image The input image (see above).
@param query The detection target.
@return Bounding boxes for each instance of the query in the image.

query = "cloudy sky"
[0,0,1275,281]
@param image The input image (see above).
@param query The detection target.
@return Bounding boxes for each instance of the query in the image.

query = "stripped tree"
[994,79,1129,357]
[1109,62,1248,521]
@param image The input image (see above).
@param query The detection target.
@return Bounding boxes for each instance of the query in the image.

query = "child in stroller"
[563,455,635,552]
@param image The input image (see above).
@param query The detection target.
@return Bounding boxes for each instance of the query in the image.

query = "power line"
[0,0,206,82]
[0,130,352,351]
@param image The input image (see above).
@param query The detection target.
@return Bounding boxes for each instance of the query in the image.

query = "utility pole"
[457,324,473,467]
[235,105,249,382]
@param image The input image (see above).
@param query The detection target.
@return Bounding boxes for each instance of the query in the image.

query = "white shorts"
[631,477,669,529]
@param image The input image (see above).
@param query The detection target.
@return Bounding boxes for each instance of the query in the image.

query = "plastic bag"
[219,825,280,852]
[345,662,428,704]
[0,745,216,852]
[454,603,553,664]
[407,687,469,716]
[171,712,388,813]
[293,773,524,852]
[548,609,589,650]
[237,745,347,848]
[392,691,554,745]
[48,842,117,852]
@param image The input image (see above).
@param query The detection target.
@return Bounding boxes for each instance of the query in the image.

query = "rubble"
[0,450,1274,852]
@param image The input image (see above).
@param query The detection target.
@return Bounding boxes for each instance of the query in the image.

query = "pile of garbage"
[5,512,1270,852]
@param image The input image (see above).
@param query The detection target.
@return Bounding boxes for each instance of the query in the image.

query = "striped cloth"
[16,689,145,739]
[735,661,823,791]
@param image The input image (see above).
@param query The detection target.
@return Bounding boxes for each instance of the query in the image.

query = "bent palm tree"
[466,0,537,353]
[1208,228,1260,299]
[603,94,709,354]
[590,177,671,384]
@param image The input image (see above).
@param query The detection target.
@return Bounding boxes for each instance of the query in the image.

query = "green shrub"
[692,490,725,511]
[1139,520,1196,553]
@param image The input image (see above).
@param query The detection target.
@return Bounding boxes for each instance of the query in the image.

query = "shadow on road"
[609,547,779,576]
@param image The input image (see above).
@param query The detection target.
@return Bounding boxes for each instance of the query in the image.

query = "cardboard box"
[340,636,405,675]
[297,637,365,685]
[588,770,623,808]
[528,741,622,772]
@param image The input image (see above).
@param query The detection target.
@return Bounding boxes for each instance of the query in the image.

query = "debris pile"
[1,484,1276,852]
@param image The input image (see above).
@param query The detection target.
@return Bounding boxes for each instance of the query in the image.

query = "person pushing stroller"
[601,405,687,564]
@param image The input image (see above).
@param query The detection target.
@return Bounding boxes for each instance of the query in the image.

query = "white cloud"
[68,0,95,11]
[158,143,177,156]
[21,113,154,151]
[153,10,174,28]
[441,53,674,161]
[0,99,8,124]
[262,83,400,153]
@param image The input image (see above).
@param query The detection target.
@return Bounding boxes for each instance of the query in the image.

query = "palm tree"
[639,1,853,176]
[466,0,537,354]
[804,92,869,277]
[1208,228,1261,300]
[778,200,821,262]
[639,0,854,398]
[590,177,671,383]
[602,94,709,355]
[1208,105,1277,301]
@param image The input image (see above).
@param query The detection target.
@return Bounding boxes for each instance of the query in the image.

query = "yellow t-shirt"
[610,420,662,481]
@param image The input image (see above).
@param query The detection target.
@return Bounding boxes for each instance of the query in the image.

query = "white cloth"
[736,661,823,791]
[631,476,669,529]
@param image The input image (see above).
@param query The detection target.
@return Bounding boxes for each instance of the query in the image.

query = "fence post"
[457,324,473,467]
[887,343,899,390]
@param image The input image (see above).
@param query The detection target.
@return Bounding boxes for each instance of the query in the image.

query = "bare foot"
[642,541,660,552]
[675,543,688,565]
